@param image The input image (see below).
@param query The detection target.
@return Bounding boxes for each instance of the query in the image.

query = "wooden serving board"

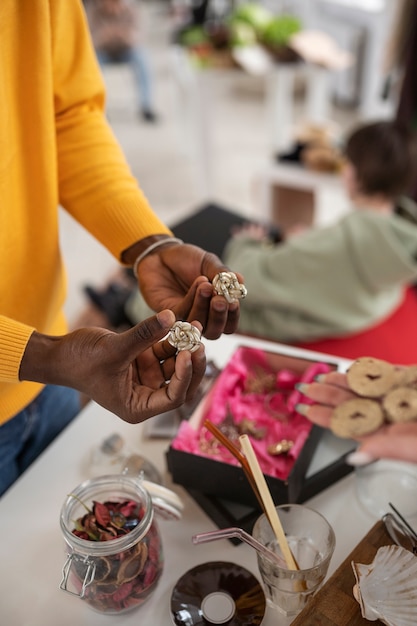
[291,520,392,626]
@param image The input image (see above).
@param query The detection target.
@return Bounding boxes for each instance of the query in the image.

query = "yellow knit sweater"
[0,0,171,424]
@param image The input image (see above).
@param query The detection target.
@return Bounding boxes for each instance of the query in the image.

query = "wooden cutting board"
[291,520,392,625]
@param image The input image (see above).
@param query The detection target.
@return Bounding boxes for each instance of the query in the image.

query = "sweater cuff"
[0,317,35,382]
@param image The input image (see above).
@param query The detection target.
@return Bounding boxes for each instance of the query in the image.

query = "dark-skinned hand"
[137,243,243,340]
[19,310,206,424]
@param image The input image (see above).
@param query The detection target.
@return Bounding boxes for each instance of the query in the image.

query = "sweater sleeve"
[223,231,344,312]
[222,223,367,340]
[0,317,35,383]
[223,212,417,341]
[51,0,171,260]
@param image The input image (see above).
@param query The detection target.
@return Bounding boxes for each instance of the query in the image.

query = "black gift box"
[166,345,353,512]
[167,426,322,509]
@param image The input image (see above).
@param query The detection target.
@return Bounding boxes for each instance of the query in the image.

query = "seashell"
[351,544,417,625]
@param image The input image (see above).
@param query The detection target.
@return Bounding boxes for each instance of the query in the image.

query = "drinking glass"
[252,504,335,618]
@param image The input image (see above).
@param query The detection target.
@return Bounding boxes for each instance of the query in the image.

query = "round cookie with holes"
[383,386,417,424]
[330,398,385,438]
[346,357,396,398]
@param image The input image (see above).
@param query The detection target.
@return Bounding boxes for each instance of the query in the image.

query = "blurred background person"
[85,0,159,122]
[222,119,417,343]
[100,120,417,346]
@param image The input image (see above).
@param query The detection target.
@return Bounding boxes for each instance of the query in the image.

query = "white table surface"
[0,334,386,625]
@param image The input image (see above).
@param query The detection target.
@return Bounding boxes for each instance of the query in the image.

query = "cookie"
[393,365,417,388]
[383,386,417,424]
[346,357,396,398]
[330,398,385,439]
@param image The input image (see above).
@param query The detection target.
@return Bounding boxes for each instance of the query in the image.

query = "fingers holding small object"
[295,402,334,429]
[167,321,202,353]
[314,371,353,391]
[212,271,247,304]
[297,379,357,407]
[163,330,206,403]
[179,271,244,339]
[310,359,417,439]
[153,319,203,359]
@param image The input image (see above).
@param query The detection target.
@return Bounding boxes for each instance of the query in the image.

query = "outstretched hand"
[20,310,206,424]
[137,243,243,339]
[299,372,417,464]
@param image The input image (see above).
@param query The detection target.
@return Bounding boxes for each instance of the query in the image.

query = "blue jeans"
[96,47,154,112]
[0,386,81,497]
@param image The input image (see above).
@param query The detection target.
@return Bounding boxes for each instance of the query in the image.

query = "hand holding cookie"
[332,357,417,438]
[294,357,417,465]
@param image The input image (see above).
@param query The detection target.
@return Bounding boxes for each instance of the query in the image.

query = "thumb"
[118,309,176,358]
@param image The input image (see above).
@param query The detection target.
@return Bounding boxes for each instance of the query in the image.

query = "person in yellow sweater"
[0,0,241,496]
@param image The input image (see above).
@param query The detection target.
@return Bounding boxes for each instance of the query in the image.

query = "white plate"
[355,460,417,520]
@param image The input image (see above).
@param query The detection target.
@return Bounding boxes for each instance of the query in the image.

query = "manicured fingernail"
[295,383,309,393]
[345,451,377,466]
[314,374,326,382]
[295,403,310,416]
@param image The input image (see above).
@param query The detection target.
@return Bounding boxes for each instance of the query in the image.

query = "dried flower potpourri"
[71,497,142,541]
[60,476,163,614]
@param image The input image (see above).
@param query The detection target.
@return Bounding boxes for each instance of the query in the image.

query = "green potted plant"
[261,14,303,62]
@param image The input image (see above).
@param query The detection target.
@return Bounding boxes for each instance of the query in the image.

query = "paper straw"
[203,419,265,512]
[239,434,298,570]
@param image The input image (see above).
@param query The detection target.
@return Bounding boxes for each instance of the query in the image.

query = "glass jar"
[59,474,163,614]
